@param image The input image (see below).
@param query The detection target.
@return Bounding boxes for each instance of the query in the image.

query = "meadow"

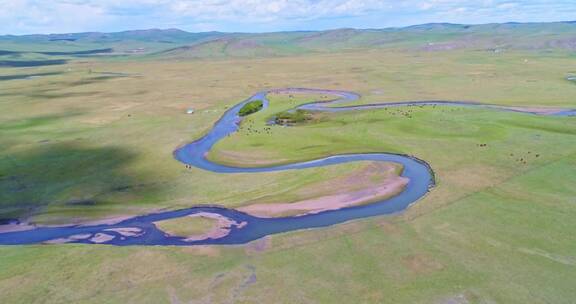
[0,46,575,303]
[155,215,217,238]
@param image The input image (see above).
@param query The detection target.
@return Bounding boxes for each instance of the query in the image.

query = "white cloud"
[166,0,390,21]
[0,0,110,34]
[0,0,574,34]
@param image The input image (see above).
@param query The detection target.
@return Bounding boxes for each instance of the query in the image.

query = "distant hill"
[2,28,224,44]
[1,21,575,61]
[0,29,226,56]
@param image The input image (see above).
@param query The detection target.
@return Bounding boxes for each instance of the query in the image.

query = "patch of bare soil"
[402,254,444,274]
[238,162,409,217]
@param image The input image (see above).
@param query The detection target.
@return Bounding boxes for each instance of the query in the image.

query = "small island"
[238,100,263,116]
[154,212,247,242]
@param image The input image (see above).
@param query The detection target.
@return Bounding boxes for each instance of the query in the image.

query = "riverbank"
[238,162,409,217]
[238,176,408,217]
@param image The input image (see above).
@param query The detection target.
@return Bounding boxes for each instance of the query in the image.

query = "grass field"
[154,216,216,237]
[1,46,575,303]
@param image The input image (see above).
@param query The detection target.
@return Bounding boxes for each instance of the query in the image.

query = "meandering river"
[0,89,573,245]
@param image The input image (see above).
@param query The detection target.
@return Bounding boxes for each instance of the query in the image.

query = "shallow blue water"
[0,88,571,246]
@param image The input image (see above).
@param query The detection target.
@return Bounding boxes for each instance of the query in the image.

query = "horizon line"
[2,19,575,37]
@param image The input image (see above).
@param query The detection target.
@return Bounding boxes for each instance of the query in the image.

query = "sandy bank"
[0,223,36,233]
[238,175,409,218]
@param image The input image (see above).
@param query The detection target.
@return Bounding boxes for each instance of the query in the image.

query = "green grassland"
[154,216,216,237]
[0,43,575,303]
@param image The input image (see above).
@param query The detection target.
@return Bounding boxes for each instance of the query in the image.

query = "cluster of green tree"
[238,100,263,116]
[275,109,313,125]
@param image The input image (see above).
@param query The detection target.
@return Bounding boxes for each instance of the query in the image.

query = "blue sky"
[1,0,575,35]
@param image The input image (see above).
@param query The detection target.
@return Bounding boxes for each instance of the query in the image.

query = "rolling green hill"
[1,21,575,65]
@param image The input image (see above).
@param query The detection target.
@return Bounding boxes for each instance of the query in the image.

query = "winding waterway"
[0,88,573,246]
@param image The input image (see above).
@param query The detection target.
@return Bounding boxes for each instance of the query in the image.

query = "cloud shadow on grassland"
[0,142,161,221]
